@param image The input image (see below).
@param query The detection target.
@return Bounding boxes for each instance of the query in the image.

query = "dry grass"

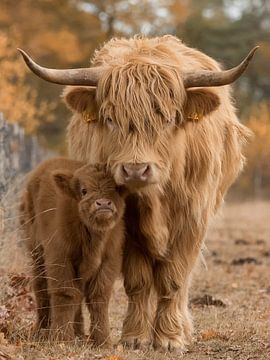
[0,197,269,359]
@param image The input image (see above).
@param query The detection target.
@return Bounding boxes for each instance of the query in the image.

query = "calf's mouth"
[94,207,114,218]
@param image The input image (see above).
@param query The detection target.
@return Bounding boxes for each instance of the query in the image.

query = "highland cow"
[19,35,257,353]
[20,158,126,345]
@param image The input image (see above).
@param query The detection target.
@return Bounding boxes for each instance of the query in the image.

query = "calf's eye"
[81,188,87,196]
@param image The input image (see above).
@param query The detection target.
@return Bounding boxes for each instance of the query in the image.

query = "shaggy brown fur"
[62,35,252,352]
[20,158,125,345]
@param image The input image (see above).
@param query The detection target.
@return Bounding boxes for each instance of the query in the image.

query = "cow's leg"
[121,244,154,350]
[153,259,193,353]
[46,259,83,341]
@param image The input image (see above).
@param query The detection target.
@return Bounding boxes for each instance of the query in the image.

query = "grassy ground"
[0,198,269,359]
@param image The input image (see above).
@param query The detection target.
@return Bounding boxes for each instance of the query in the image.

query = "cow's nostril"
[141,164,150,177]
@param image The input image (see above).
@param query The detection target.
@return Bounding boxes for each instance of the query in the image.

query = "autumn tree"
[176,0,270,116]
[238,103,270,197]
[0,0,102,149]
[0,32,48,133]
[0,0,188,150]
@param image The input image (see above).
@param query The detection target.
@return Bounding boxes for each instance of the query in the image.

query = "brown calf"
[20,158,125,345]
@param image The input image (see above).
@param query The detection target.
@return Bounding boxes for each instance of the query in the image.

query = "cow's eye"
[166,116,176,127]
[166,114,176,127]
[81,188,87,196]
[105,117,115,129]
[155,107,163,116]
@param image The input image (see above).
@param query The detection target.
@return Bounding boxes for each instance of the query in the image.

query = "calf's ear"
[184,89,220,122]
[52,170,77,198]
[62,86,98,122]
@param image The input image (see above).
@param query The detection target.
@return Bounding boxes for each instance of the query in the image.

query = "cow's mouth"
[123,178,158,190]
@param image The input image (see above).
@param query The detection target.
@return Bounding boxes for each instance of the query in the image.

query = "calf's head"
[52,164,126,232]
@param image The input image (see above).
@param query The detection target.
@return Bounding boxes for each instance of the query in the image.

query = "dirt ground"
[0,200,269,360]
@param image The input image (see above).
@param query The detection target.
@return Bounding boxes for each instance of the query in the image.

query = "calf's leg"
[31,247,50,335]
[85,257,119,347]
[46,259,82,341]
[73,305,84,337]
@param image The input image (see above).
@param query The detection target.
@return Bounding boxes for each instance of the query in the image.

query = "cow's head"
[18,47,258,191]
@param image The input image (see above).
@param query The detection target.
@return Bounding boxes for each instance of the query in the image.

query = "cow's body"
[64,36,251,351]
[20,35,252,352]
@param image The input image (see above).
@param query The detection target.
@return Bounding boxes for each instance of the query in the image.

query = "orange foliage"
[237,103,270,196]
[0,0,188,140]
[36,30,85,64]
[0,32,48,134]
[247,103,270,163]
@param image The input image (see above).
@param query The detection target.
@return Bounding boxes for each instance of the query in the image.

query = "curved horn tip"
[17,48,32,64]
[17,48,27,57]
[247,46,260,61]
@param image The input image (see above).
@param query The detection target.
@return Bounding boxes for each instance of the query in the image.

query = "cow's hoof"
[30,327,49,341]
[49,328,75,342]
[120,337,152,351]
[86,334,112,348]
[153,338,187,354]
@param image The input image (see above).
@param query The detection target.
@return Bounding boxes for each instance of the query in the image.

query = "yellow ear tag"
[82,111,96,123]
[187,113,202,122]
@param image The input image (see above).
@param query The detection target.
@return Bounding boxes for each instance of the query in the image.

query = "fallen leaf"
[200,329,228,341]
[0,332,8,345]
[8,273,30,290]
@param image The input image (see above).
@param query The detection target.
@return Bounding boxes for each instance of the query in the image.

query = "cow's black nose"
[95,198,113,210]
[122,163,151,182]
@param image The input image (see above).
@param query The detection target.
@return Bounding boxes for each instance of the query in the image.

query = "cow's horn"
[183,46,259,88]
[17,48,104,86]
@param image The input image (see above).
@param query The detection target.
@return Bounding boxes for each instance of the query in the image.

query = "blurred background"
[0,0,270,198]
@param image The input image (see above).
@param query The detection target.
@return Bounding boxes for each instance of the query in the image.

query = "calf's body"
[20,158,125,345]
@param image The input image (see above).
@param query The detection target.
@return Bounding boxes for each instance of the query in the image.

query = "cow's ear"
[184,89,220,122]
[62,86,98,120]
[52,170,77,198]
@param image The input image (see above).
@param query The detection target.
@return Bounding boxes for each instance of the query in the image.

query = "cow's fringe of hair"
[97,62,185,140]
